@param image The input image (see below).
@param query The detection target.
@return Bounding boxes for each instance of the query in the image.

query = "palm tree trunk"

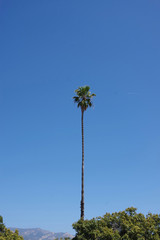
[81,110,84,220]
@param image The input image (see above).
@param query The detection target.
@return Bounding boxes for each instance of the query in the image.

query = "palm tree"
[73,86,96,220]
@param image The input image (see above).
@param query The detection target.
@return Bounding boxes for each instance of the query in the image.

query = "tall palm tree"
[73,86,96,220]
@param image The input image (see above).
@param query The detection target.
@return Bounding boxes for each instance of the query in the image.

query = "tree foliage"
[72,207,160,240]
[0,217,5,233]
[0,216,23,240]
[73,86,96,113]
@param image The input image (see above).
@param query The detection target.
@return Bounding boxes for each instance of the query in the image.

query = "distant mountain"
[9,228,74,240]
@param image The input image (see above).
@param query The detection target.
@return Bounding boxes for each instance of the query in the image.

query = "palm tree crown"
[73,86,96,112]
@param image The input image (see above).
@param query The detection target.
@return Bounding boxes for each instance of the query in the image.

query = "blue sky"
[0,0,160,235]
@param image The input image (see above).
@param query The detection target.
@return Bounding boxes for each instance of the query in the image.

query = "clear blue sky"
[0,0,160,235]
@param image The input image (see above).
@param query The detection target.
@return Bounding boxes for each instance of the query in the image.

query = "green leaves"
[72,208,160,240]
[73,86,96,112]
[0,217,4,233]
[0,217,23,240]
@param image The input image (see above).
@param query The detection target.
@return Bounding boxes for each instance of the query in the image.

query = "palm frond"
[73,96,80,103]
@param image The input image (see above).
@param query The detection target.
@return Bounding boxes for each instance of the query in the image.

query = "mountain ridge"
[9,227,74,240]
